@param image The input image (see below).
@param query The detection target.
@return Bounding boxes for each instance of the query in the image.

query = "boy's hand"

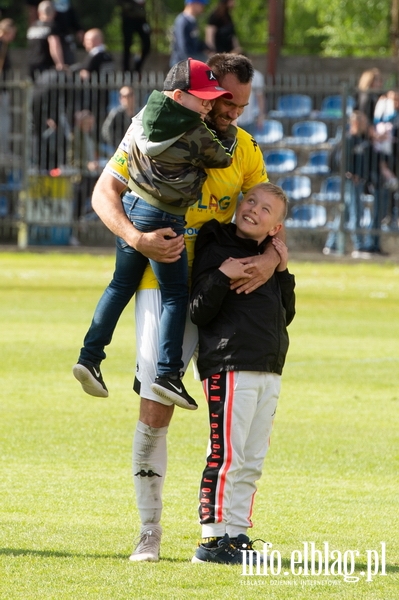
[272,237,288,271]
[230,244,280,294]
[219,257,251,280]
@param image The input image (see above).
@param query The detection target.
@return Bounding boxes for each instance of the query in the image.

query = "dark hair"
[207,53,254,85]
[211,0,231,20]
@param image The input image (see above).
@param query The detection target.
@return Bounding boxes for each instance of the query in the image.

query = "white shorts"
[134,288,199,404]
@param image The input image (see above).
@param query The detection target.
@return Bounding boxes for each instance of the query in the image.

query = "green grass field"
[1,251,398,600]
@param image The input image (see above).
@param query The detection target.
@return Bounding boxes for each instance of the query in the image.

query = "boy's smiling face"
[235,186,284,244]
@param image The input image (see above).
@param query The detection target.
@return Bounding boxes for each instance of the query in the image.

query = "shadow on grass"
[0,548,185,563]
[1,549,398,572]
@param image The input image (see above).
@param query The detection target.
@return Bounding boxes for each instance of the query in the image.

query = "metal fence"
[1,70,398,252]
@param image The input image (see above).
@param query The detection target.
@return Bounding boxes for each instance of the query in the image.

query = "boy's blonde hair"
[249,182,289,220]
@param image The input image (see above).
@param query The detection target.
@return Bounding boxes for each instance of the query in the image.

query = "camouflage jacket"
[127,90,237,215]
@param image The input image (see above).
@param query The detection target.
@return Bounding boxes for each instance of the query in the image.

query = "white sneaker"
[129,524,162,562]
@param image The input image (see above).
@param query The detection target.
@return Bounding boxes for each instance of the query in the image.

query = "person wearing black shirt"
[205,0,241,54]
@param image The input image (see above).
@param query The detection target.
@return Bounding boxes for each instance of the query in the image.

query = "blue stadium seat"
[255,120,284,144]
[312,176,342,202]
[286,204,327,227]
[299,150,331,175]
[318,95,355,119]
[290,121,328,144]
[263,149,297,173]
[269,94,312,119]
[276,175,312,201]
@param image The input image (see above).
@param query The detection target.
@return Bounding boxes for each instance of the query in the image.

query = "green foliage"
[285,0,392,56]
[2,0,396,58]
[0,253,398,599]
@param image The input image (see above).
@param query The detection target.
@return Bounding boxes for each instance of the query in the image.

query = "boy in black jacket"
[190,182,295,564]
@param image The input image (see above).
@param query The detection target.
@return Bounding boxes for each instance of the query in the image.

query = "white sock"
[133,420,168,525]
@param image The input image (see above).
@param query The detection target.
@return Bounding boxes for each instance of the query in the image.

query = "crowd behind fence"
[0,70,398,252]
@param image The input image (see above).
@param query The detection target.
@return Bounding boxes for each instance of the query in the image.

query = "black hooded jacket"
[190,219,296,381]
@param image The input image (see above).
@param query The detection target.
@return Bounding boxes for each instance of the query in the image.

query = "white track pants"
[199,370,281,538]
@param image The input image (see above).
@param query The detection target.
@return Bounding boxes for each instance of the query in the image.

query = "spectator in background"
[72,28,115,145]
[170,0,210,67]
[101,85,135,150]
[26,0,41,27]
[27,0,67,81]
[117,0,151,75]
[73,28,114,80]
[71,109,100,222]
[205,0,241,54]
[355,68,383,123]
[53,0,84,66]
[0,18,17,155]
[323,110,385,258]
[237,65,265,137]
[0,18,16,76]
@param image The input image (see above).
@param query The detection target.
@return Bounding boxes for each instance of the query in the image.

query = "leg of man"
[134,20,151,74]
[121,18,134,72]
[130,288,199,560]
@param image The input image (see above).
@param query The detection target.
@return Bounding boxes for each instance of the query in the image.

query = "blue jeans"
[79,193,188,377]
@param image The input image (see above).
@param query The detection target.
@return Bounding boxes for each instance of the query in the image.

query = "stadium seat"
[286,204,327,227]
[263,149,297,173]
[268,94,312,119]
[318,95,355,119]
[255,120,284,144]
[299,150,331,175]
[312,176,342,202]
[276,175,312,201]
[290,121,328,144]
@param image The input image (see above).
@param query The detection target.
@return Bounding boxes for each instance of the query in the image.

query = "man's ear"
[269,223,283,237]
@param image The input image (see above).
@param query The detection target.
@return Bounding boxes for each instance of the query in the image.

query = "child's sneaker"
[73,362,108,398]
[151,374,198,410]
[230,534,266,566]
[191,534,242,564]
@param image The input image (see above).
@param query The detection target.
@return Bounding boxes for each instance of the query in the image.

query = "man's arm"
[91,171,185,263]
[229,225,286,294]
[48,35,66,71]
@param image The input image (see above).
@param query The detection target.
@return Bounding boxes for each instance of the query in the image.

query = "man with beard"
[74,53,281,562]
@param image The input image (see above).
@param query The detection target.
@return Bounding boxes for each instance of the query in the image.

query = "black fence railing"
[1,70,398,253]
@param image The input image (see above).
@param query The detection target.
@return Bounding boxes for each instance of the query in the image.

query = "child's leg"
[226,372,280,538]
[149,244,188,377]
[78,193,151,367]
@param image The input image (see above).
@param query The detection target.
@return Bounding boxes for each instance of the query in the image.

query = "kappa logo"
[207,69,217,81]
[134,470,162,478]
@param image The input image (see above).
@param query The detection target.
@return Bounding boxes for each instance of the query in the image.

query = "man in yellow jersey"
[89,53,280,562]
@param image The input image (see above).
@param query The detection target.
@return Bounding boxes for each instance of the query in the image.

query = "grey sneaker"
[129,524,162,562]
[72,362,108,398]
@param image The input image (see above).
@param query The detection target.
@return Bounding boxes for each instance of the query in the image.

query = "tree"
[284,0,392,57]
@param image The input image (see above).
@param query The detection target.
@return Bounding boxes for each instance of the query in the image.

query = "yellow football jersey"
[105,124,268,289]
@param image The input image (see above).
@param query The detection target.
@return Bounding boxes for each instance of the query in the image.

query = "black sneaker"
[72,362,108,398]
[231,534,266,566]
[151,375,198,410]
[191,534,243,564]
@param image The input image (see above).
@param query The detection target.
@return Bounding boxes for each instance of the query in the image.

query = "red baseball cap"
[163,58,233,100]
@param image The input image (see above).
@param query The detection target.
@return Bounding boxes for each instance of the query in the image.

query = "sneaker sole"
[72,364,109,398]
[191,553,242,565]
[129,553,159,562]
[150,383,198,410]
